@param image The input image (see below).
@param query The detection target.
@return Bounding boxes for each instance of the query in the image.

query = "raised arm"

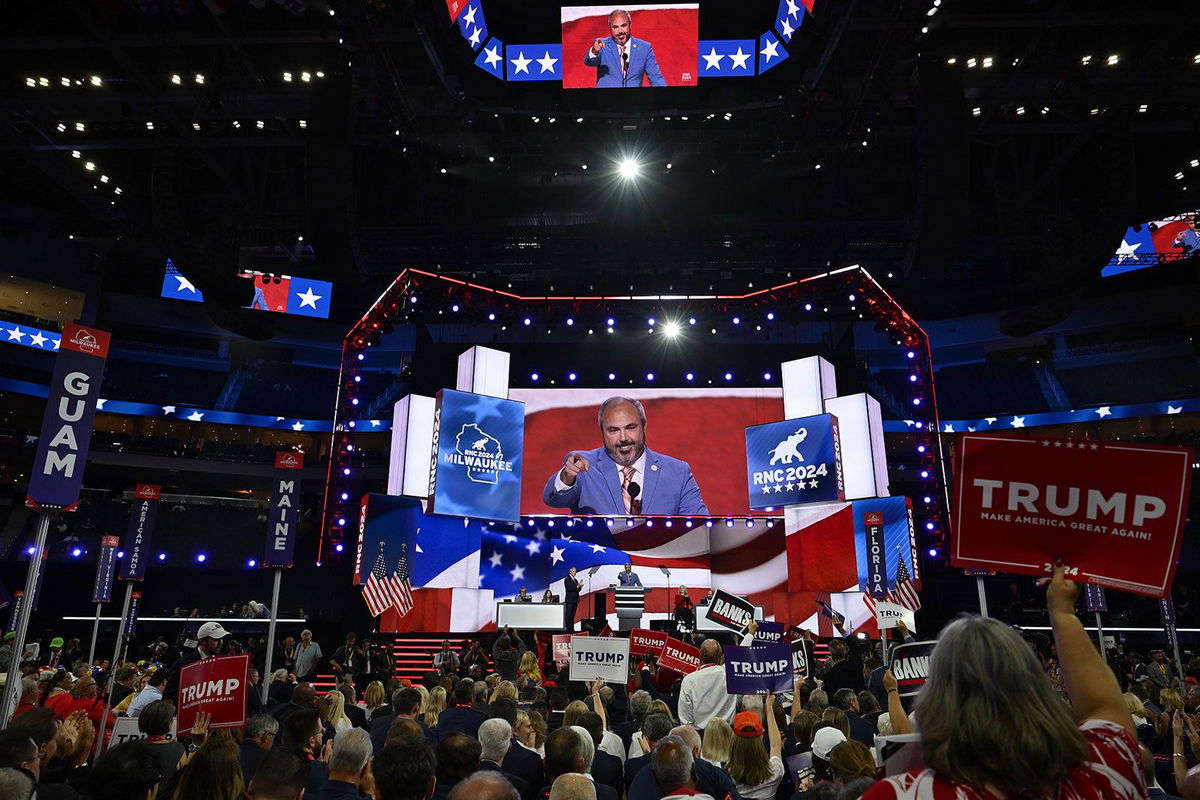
[589,679,608,731]
[764,692,782,759]
[1043,567,1135,736]
[883,670,912,734]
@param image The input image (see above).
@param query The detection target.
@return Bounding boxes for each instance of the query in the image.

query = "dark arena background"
[0,0,1198,791]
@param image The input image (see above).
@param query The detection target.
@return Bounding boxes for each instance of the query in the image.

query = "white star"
[296,286,322,309]
[1095,406,1112,418]
[536,50,558,73]
[533,529,547,542]
[785,0,801,18]
[96,399,106,410]
[292,422,305,431]
[461,4,477,27]
[370,419,382,426]
[510,51,532,75]
[561,534,573,543]
[6,326,25,342]
[175,274,198,293]
[984,417,997,425]
[1054,440,1063,447]
[762,486,772,495]
[549,546,565,565]
[187,411,204,422]
[702,47,724,70]
[524,540,541,556]
[1042,440,1051,446]
[1168,405,1183,414]
[483,43,502,68]
[760,37,780,63]
[467,26,482,48]
[784,482,795,492]
[903,420,915,427]
[503,535,517,544]
[779,17,795,39]
[509,565,525,582]
[1065,442,1075,449]
[808,479,818,489]
[488,551,503,568]
[1114,238,1141,264]
[967,426,975,432]
[51,338,60,350]
[943,423,955,433]
[729,47,750,70]
[1011,416,1025,428]
[276,417,285,421]
[1090,443,1100,450]
[28,331,46,347]
[162,405,176,415]
[415,543,424,554]
[589,543,606,554]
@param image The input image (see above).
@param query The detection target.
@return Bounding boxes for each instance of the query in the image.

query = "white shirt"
[127,685,162,718]
[600,729,626,763]
[678,663,736,730]
[554,451,646,512]
[735,756,785,800]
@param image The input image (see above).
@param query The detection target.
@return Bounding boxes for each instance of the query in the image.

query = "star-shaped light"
[296,286,322,309]
[483,43,502,68]
[1011,416,1025,428]
[510,51,532,74]
[162,405,176,415]
[549,546,565,565]
[785,0,801,18]
[1114,238,1141,264]
[760,38,780,63]
[488,551,503,568]
[461,4,477,27]
[175,274,198,293]
[702,47,724,70]
[467,26,482,47]
[187,411,204,422]
[729,47,751,70]
[779,17,795,39]
[28,331,47,347]
[6,326,25,342]
[1095,406,1112,418]
[589,543,607,554]
[509,565,525,582]
[292,421,305,431]
[536,50,559,73]
[524,540,541,556]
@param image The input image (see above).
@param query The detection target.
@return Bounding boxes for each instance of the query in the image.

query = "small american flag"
[363,544,395,617]
[864,549,922,616]
[391,546,415,617]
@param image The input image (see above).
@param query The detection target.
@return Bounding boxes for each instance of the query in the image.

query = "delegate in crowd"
[0,568,1197,799]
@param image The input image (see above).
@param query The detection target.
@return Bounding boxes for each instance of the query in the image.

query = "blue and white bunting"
[698,40,757,78]
[284,276,333,318]
[1,322,60,353]
[757,31,789,74]
[506,44,562,82]
[475,38,505,79]
[775,0,806,43]
[161,259,203,303]
[456,0,488,51]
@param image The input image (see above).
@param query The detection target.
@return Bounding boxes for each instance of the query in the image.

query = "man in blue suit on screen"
[584,9,667,88]
[543,396,707,515]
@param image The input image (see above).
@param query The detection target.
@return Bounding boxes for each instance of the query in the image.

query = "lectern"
[609,586,647,631]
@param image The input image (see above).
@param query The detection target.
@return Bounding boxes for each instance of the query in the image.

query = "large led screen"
[1103,210,1200,277]
[160,259,333,318]
[511,387,784,515]
[561,4,699,89]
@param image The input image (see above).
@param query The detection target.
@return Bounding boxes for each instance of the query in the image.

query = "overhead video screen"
[561,4,700,89]
[511,387,784,515]
[1103,210,1200,277]
[160,259,333,318]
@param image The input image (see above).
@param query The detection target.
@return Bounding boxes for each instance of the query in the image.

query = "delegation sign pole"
[261,451,302,702]
[975,576,988,618]
[0,515,49,724]
[95,581,134,759]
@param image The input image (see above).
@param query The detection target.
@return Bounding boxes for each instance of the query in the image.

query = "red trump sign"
[657,638,700,675]
[177,654,250,734]
[629,629,668,657]
[952,434,1192,598]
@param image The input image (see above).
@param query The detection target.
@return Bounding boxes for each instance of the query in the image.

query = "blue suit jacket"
[583,36,666,87]
[542,447,707,516]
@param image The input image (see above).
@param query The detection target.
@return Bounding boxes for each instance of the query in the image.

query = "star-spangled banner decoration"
[474,37,505,79]
[1,322,60,353]
[456,0,488,51]
[478,528,626,600]
[757,30,789,74]
[697,40,757,78]
[160,259,333,319]
[506,44,562,82]
[774,0,806,42]
[284,277,332,318]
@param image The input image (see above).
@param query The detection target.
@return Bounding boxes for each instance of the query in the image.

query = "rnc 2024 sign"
[952,434,1193,598]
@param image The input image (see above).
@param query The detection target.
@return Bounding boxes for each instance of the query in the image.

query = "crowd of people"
[0,568,1195,799]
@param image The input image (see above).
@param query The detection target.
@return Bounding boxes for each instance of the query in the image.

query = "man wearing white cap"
[164,621,230,705]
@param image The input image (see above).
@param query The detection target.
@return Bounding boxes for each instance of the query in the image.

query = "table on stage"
[496,602,566,630]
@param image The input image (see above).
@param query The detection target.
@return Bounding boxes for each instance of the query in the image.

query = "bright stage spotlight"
[618,158,640,180]
[662,320,681,338]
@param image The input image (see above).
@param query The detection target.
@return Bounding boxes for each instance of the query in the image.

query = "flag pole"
[87,602,103,666]
[0,514,50,725]
[975,576,988,618]
[261,568,283,704]
[95,581,134,759]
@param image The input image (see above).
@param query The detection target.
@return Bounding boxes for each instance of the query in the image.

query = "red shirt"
[863,720,1145,800]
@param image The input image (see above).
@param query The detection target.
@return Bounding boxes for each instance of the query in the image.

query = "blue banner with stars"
[506,44,562,82]
[457,0,488,50]
[475,38,505,79]
[1,321,60,352]
[774,0,806,43]
[745,414,844,509]
[757,31,789,74]
[698,40,757,78]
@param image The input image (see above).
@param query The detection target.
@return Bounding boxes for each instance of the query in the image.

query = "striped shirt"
[864,720,1145,800]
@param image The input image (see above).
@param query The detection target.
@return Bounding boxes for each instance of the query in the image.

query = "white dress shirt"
[678,663,737,730]
[599,728,626,763]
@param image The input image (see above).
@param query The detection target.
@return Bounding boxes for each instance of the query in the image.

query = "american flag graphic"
[363,544,395,617]
[392,548,415,617]
[864,549,922,617]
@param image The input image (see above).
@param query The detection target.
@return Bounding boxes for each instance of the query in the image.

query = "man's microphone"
[627,481,641,514]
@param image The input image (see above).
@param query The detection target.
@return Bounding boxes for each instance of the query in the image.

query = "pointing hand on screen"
[560,453,591,486]
[591,38,606,55]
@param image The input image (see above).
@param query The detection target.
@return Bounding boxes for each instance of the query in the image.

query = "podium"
[609,586,647,631]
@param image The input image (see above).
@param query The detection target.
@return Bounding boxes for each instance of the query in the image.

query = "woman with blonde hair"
[425,685,447,728]
[518,650,542,685]
[821,707,850,740]
[492,680,518,704]
[321,690,352,730]
[526,709,548,756]
[863,568,1142,799]
[562,699,590,728]
[514,710,538,751]
[415,684,430,715]
[364,681,387,719]
[1123,692,1151,728]
[701,716,734,766]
